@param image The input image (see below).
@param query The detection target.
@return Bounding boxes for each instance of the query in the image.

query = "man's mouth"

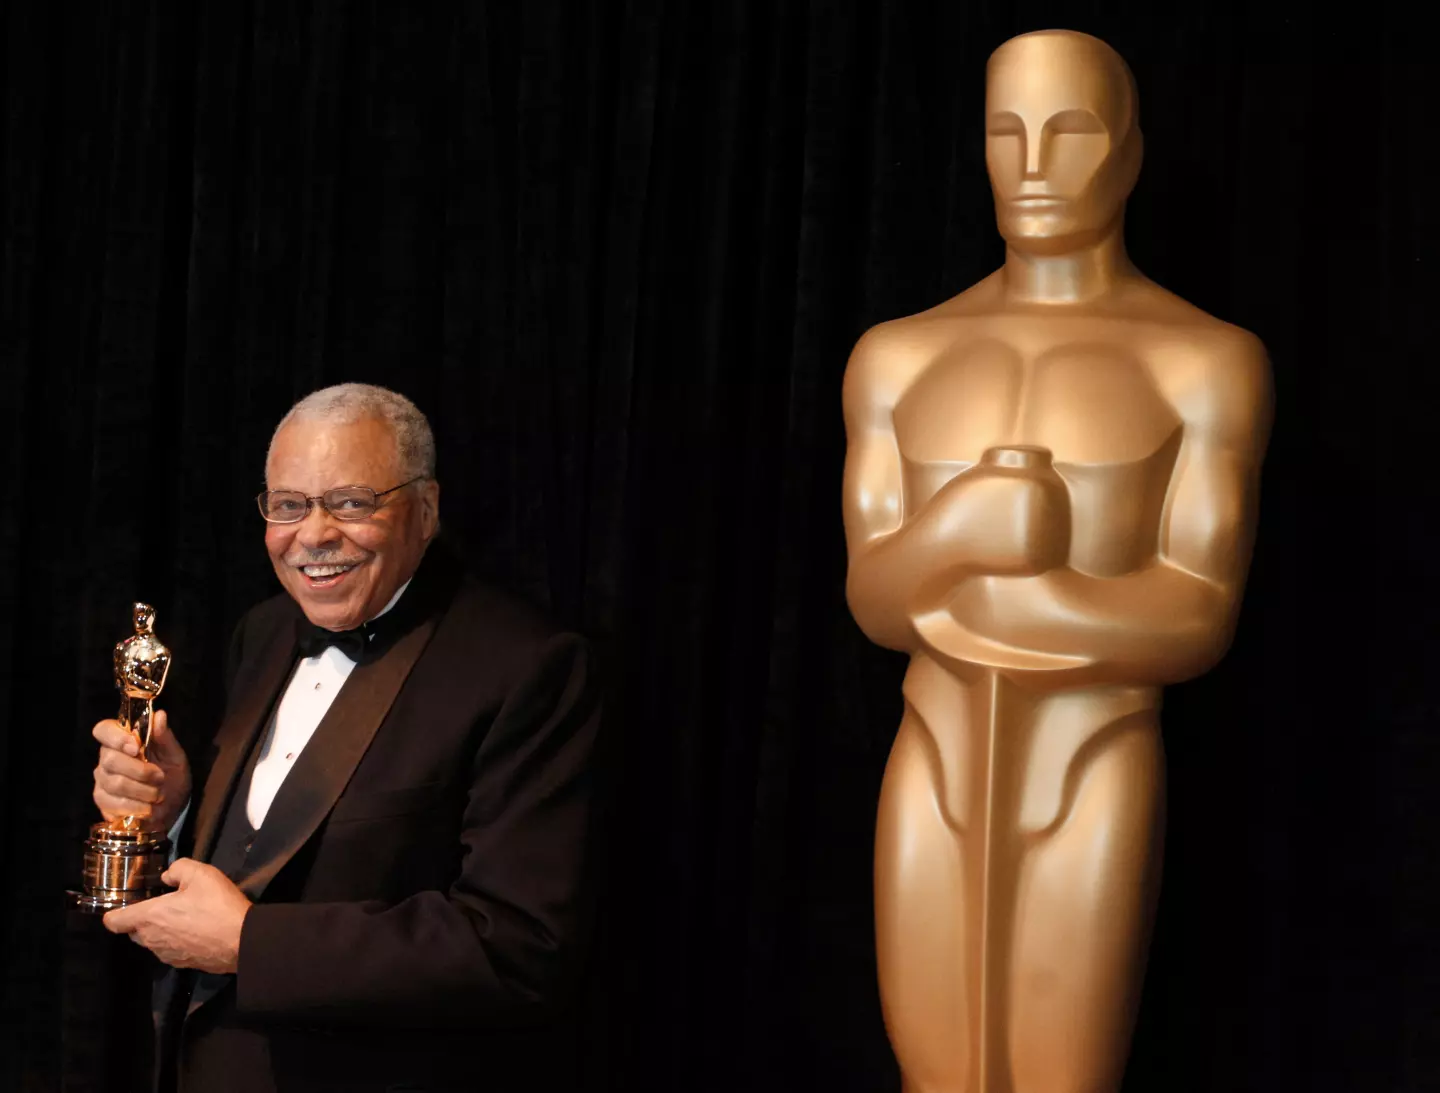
[294,561,365,588]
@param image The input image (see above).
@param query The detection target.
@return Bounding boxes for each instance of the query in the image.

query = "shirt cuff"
[166,800,191,863]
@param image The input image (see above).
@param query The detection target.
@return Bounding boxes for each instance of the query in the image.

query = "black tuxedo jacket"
[164,544,604,1093]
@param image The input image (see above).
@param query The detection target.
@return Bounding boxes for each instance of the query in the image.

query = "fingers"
[148,709,171,750]
[147,710,188,769]
[94,715,166,812]
[93,787,154,821]
[161,858,201,888]
[102,905,138,934]
[91,714,189,827]
[102,891,175,935]
[97,745,164,786]
[93,759,165,822]
[92,720,140,758]
[94,749,165,804]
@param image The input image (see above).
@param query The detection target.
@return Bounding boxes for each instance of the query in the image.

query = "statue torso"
[115,633,171,698]
[883,279,1233,580]
[895,322,1182,578]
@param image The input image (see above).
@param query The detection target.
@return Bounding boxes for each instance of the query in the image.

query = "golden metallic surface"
[68,603,174,912]
[72,823,171,912]
[113,601,172,763]
[841,30,1272,1093]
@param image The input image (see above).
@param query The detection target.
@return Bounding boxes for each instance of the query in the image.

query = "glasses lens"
[324,487,378,520]
[260,491,309,523]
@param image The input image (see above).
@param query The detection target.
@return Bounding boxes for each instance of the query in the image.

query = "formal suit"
[157,539,604,1093]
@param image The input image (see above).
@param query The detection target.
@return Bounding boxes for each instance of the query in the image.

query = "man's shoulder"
[442,575,584,652]
[428,574,596,700]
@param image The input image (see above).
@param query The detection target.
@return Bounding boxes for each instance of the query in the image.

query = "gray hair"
[268,383,436,480]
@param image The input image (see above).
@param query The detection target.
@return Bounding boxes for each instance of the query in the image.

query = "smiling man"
[263,407,436,628]
[91,383,604,1093]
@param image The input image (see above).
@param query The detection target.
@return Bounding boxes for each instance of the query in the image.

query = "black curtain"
[3,2,1435,1091]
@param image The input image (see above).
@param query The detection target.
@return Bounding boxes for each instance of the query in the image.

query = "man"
[91,383,603,1092]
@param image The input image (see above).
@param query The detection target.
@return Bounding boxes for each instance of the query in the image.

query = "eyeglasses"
[256,476,426,524]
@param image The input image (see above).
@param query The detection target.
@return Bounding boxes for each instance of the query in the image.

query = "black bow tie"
[297,623,369,661]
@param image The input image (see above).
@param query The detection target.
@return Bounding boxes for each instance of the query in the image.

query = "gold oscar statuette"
[67,602,174,913]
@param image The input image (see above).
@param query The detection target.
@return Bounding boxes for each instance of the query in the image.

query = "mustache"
[285,549,370,567]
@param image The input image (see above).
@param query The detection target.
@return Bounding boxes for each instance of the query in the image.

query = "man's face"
[264,416,439,631]
[984,37,1137,250]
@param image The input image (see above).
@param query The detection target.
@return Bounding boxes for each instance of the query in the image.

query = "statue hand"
[921,459,1070,578]
[92,709,191,833]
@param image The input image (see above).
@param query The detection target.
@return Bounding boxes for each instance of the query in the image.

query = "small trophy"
[68,603,175,913]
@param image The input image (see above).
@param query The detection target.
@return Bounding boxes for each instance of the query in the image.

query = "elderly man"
[91,383,603,1093]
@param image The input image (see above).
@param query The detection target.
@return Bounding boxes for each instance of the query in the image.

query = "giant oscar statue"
[840,30,1272,1093]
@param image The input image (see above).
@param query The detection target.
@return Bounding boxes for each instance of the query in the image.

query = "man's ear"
[419,478,441,540]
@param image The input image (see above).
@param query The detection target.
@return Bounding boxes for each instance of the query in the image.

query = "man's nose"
[294,504,342,549]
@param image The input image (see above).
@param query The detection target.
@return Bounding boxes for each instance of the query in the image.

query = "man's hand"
[103,859,251,974]
[92,709,191,832]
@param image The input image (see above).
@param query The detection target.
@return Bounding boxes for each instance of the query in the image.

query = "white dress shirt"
[246,579,411,828]
[165,580,411,850]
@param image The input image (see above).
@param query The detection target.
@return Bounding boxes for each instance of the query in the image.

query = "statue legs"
[1007,714,1163,1092]
[875,658,1165,1093]
[876,704,973,1092]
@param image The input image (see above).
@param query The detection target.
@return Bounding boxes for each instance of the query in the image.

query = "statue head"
[985,30,1142,254]
[132,602,155,635]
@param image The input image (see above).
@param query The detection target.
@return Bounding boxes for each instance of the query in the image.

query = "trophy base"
[67,822,171,915]
[66,888,169,913]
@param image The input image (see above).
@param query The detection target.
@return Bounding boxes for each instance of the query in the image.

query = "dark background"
[2,1,1435,1090]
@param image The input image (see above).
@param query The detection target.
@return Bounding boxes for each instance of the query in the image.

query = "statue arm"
[841,331,935,653]
[947,336,1273,686]
[843,327,1077,653]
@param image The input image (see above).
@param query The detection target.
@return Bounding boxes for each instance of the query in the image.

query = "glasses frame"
[256,475,428,524]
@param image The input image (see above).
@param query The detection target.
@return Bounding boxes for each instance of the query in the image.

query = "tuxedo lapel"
[191,633,298,864]
[235,613,439,901]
